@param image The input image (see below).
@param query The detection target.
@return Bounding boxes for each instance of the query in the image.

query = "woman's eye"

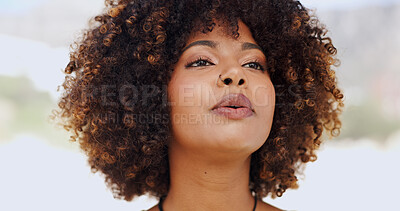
[185,58,265,71]
[185,59,214,68]
[243,62,265,71]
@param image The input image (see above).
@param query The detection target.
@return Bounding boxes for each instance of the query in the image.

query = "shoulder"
[143,204,159,211]
[143,200,285,211]
[257,199,285,211]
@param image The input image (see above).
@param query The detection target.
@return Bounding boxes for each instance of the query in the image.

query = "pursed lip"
[211,93,254,112]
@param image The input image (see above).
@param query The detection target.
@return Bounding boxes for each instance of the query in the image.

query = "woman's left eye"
[243,62,265,71]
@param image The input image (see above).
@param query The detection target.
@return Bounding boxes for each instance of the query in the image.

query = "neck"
[162,141,256,211]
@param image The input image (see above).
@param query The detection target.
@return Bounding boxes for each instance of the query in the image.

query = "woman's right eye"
[185,58,214,68]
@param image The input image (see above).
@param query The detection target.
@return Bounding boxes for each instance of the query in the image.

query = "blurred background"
[0,0,399,210]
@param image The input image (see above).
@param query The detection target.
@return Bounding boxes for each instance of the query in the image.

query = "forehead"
[186,19,257,45]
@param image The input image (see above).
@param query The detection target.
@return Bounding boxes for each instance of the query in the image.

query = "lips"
[211,93,254,112]
[210,93,254,120]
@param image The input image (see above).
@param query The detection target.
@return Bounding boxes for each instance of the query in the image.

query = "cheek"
[169,75,196,108]
[253,81,275,132]
[253,81,275,110]
[168,75,211,115]
[251,82,275,146]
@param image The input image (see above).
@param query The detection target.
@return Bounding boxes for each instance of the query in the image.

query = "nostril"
[223,78,232,85]
[238,79,245,85]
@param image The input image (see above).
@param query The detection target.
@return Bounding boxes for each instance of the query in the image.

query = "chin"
[170,111,270,153]
[203,127,263,149]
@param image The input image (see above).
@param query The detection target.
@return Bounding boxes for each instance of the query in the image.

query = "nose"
[216,63,248,88]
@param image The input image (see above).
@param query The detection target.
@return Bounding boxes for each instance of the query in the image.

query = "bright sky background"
[302,0,400,10]
[1,0,400,100]
[1,0,400,14]
[0,0,49,14]
[1,1,399,211]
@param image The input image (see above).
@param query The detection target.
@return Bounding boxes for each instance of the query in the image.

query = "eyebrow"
[181,40,265,54]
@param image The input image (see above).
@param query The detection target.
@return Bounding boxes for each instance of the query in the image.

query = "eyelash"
[185,56,266,71]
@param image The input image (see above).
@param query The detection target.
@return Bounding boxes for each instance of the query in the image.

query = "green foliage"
[1,75,398,148]
[339,98,400,142]
[0,75,73,150]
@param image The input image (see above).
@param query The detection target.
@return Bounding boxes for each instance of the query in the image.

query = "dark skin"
[53,0,343,207]
[147,19,281,211]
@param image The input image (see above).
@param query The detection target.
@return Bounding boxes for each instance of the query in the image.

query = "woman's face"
[168,19,275,156]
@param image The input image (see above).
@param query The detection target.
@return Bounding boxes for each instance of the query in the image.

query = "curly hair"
[51,0,344,201]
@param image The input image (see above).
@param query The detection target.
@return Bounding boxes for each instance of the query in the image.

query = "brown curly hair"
[51,0,344,202]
